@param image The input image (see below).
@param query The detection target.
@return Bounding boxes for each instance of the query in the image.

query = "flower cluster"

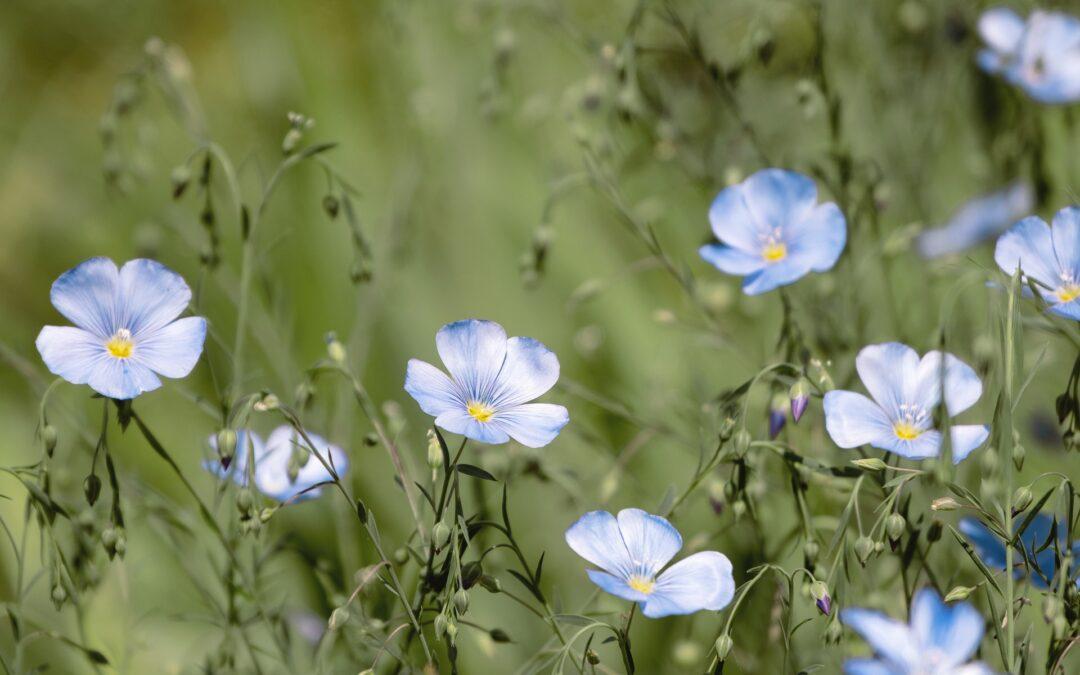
[978,8,1080,104]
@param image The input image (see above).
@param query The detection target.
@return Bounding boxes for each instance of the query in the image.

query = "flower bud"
[714,634,733,661]
[254,393,280,411]
[825,617,843,644]
[321,194,339,219]
[51,584,67,608]
[768,394,788,439]
[427,430,443,470]
[586,650,600,665]
[453,589,469,614]
[479,574,502,593]
[810,580,831,615]
[445,620,458,642]
[326,333,347,365]
[460,561,483,588]
[854,536,874,565]
[927,519,943,543]
[328,607,350,631]
[1011,485,1033,515]
[393,547,409,565]
[282,128,303,154]
[101,527,118,549]
[1043,595,1061,623]
[853,458,887,472]
[731,499,747,520]
[803,540,820,564]
[83,474,102,506]
[259,507,276,523]
[432,522,451,549]
[171,165,191,199]
[434,614,448,639]
[886,513,906,542]
[216,428,237,463]
[945,586,975,602]
[931,497,960,511]
[114,532,127,557]
[490,627,511,643]
[236,488,254,515]
[42,425,58,456]
[789,378,811,423]
[1011,443,1025,471]
[732,428,751,456]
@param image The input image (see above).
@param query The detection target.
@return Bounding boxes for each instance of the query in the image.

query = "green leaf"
[457,464,497,481]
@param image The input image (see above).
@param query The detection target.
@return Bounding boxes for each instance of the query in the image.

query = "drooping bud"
[1011,485,1033,515]
[789,378,811,423]
[853,458,887,472]
[434,614,448,639]
[427,430,443,471]
[259,507,276,523]
[479,574,502,593]
[825,617,843,644]
[803,540,820,564]
[325,332,347,366]
[432,522,451,549]
[170,164,191,199]
[460,561,483,588]
[768,393,788,439]
[731,499,747,520]
[216,428,237,465]
[931,497,960,511]
[886,513,906,542]
[1042,595,1061,624]
[236,488,254,516]
[83,474,102,506]
[586,650,600,665]
[714,634,733,661]
[927,519,943,542]
[1012,443,1026,471]
[445,620,458,643]
[944,586,975,602]
[810,580,831,616]
[42,425,58,456]
[454,589,469,614]
[253,392,280,412]
[854,536,875,565]
[328,606,350,631]
[732,428,751,456]
[51,584,68,609]
[321,194,340,219]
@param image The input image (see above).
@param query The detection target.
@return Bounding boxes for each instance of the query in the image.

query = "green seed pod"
[453,589,469,615]
[1012,485,1033,514]
[944,586,975,602]
[803,540,820,563]
[51,584,67,608]
[731,499,747,520]
[322,194,340,219]
[101,527,118,549]
[326,333,347,365]
[114,533,127,557]
[171,165,191,199]
[328,607,350,631]
[42,425,58,456]
[393,548,409,565]
[83,474,102,506]
[731,428,751,456]
[854,536,875,564]
[434,614,448,639]
[445,620,458,642]
[714,634,733,661]
[427,430,443,470]
[586,650,600,665]
[432,522,451,549]
[216,428,237,462]
[479,574,502,593]
[886,513,906,541]
[1012,443,1026,471]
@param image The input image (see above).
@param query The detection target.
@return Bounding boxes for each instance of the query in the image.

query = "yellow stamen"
[105,329,134,359]
[893,422,921,441]
[762,242,787,262]
[628,576,655,594]
[1057,285,1080,303]
[466,401,495,423]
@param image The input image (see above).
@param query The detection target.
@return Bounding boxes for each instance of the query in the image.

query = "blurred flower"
[916,182,1033,258]
[841,588,992,674]
[206,426,347,502]
[564,508,735,618]
[994,207,1080,320]
[823,343,989,463]
[36,257,206,400]
[978,8,1080,104]
[404,319,569,447]
[959,514,1080,589]
[699,169,846,295]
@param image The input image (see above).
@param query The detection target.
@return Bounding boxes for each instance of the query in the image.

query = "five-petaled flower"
[960,514,1080,589]
[994,206,1080,320]
[564,508,735,618]
[916,182,1033,259]
[404,319,569,447]
[824,343,989,463]
[978,8,1080,104]
[699,168,846,295]
[207,427,347,502]
[36,257,207,400]
[841,588,993,674]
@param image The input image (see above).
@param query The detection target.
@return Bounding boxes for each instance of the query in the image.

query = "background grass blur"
[0,0,1078,672]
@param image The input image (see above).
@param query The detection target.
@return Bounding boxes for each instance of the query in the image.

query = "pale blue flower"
[994,207,1080,320]
[823,343,989,463]
[916,182,1033,258]
[404,319,569,447]
[960,515,1080,589]
[841,588,993,675]
[207,426,347,502]
[699,169,846,295]
[978,8,1080,104]
[564,508,735,618]
[36,257,206,400]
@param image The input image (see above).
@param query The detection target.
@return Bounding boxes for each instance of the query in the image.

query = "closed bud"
[460,561,483,588]
[101,527,118,549]
[768,393,788,439]
[586,649,600,665]
[321,194,339,219]
[718,416,737,441]
[427,430,443,470]
[445,620,457,642]
[171,165,191,199]
[731,499,747,520]
[1012,443,1025,471]
[434,614,448,639]
[253,393,280,412]
[1042,595,1060,623]
[854,536,875,564]
[393,547,409,565]
[810,580,831,615]
[236,488,254,515]
[326,333,347,365]
[945,586,975,602]
[931,497,960,511]
[732,428,751,456]
[1053,614,1067,640]
[454,589,469,614]
[714,634,733,661]
[803,540,820,563]
[51,584,67,608]
[329,606,350,631]
[789,378,810,423]
[479,574,502,593]
[432,522,451,549]
[1011,485,1033,515]
[980,448,998,474]
[853,458,887,472]
[114,533,127,557]
[886,513,906,541]
[825,618,843,644]
[259,507,276,523]
[83,474,102,506]
[216,428,237,462]
[42,425,58,456]
[282,127,303,154]
[927,519,943,543]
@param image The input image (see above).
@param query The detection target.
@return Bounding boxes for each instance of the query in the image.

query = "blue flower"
[994,207,1080,320]
[960,515,1080,589]
[404,319,569,447]
[564,508,735,618]
[823,343,989,463]
[699,169,846,295]
[36,257,206,400]
[978,8,1080,104]
[841,588,993,675]
[207,426,347,502]
[916,182,1033,258]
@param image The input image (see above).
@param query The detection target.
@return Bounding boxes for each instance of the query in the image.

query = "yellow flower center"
[762,242,787,263]
[1057,284,1080,303]
[893,422,921,441]
[105,329,134,359]
[466,401,495,423]
[628,576,655,594]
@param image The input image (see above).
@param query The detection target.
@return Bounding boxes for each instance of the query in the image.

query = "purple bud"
[816,595,831,616]
[768,409,786,439]
[789,378,811,424]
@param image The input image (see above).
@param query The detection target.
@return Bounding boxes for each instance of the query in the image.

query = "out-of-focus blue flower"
[564,508,735,618]
[841,588,993,675]
[823,343,989,463]
[36,257,207,400]
[978,8,1080,104]
[207,426,347,502]
[995,207,1080,320]
[699,169,846,295]
[959,515,1080,589]
[404,319,569,447]
[916,182,1033,258]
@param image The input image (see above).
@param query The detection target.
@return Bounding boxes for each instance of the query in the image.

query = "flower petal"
[491,403,569,448]
[958,517,1007,569]
[435,319,508,401]
[434,409,511,445]
[911,351,983,416]
[995,216,1060,289]
[842,660,894,675]
[855,342,920,418]
[49,257,119,338]
[823,390,896,449]
[90,357,162,400]
[565,510,634,579]
[787,202,846,272]
[909,589,984,668]
[405,359,465,417]
[615,509,682,577]
[916,182,1033,259]
[1051,206,1080,279]
[978,8,1026,54]
[840,608,919,671]
[119,259,194,336]
[643,551,735,618]
[586,569,651,603]
[708,183,768,253]
[37,326,109,387]
[132,316,206,378]
[699,243,765,275]
[949,425,990,463]
[740,257,814,295]
[255,427,347,501]
[741,169,818,236]
[489,336,560,408]
[1049,299,1080,320]
[880,429,943,460]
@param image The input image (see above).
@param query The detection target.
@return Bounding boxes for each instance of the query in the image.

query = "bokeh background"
[0,0,1078,672]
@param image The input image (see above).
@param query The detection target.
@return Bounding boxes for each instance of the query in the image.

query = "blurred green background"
[0,0,1077,672]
